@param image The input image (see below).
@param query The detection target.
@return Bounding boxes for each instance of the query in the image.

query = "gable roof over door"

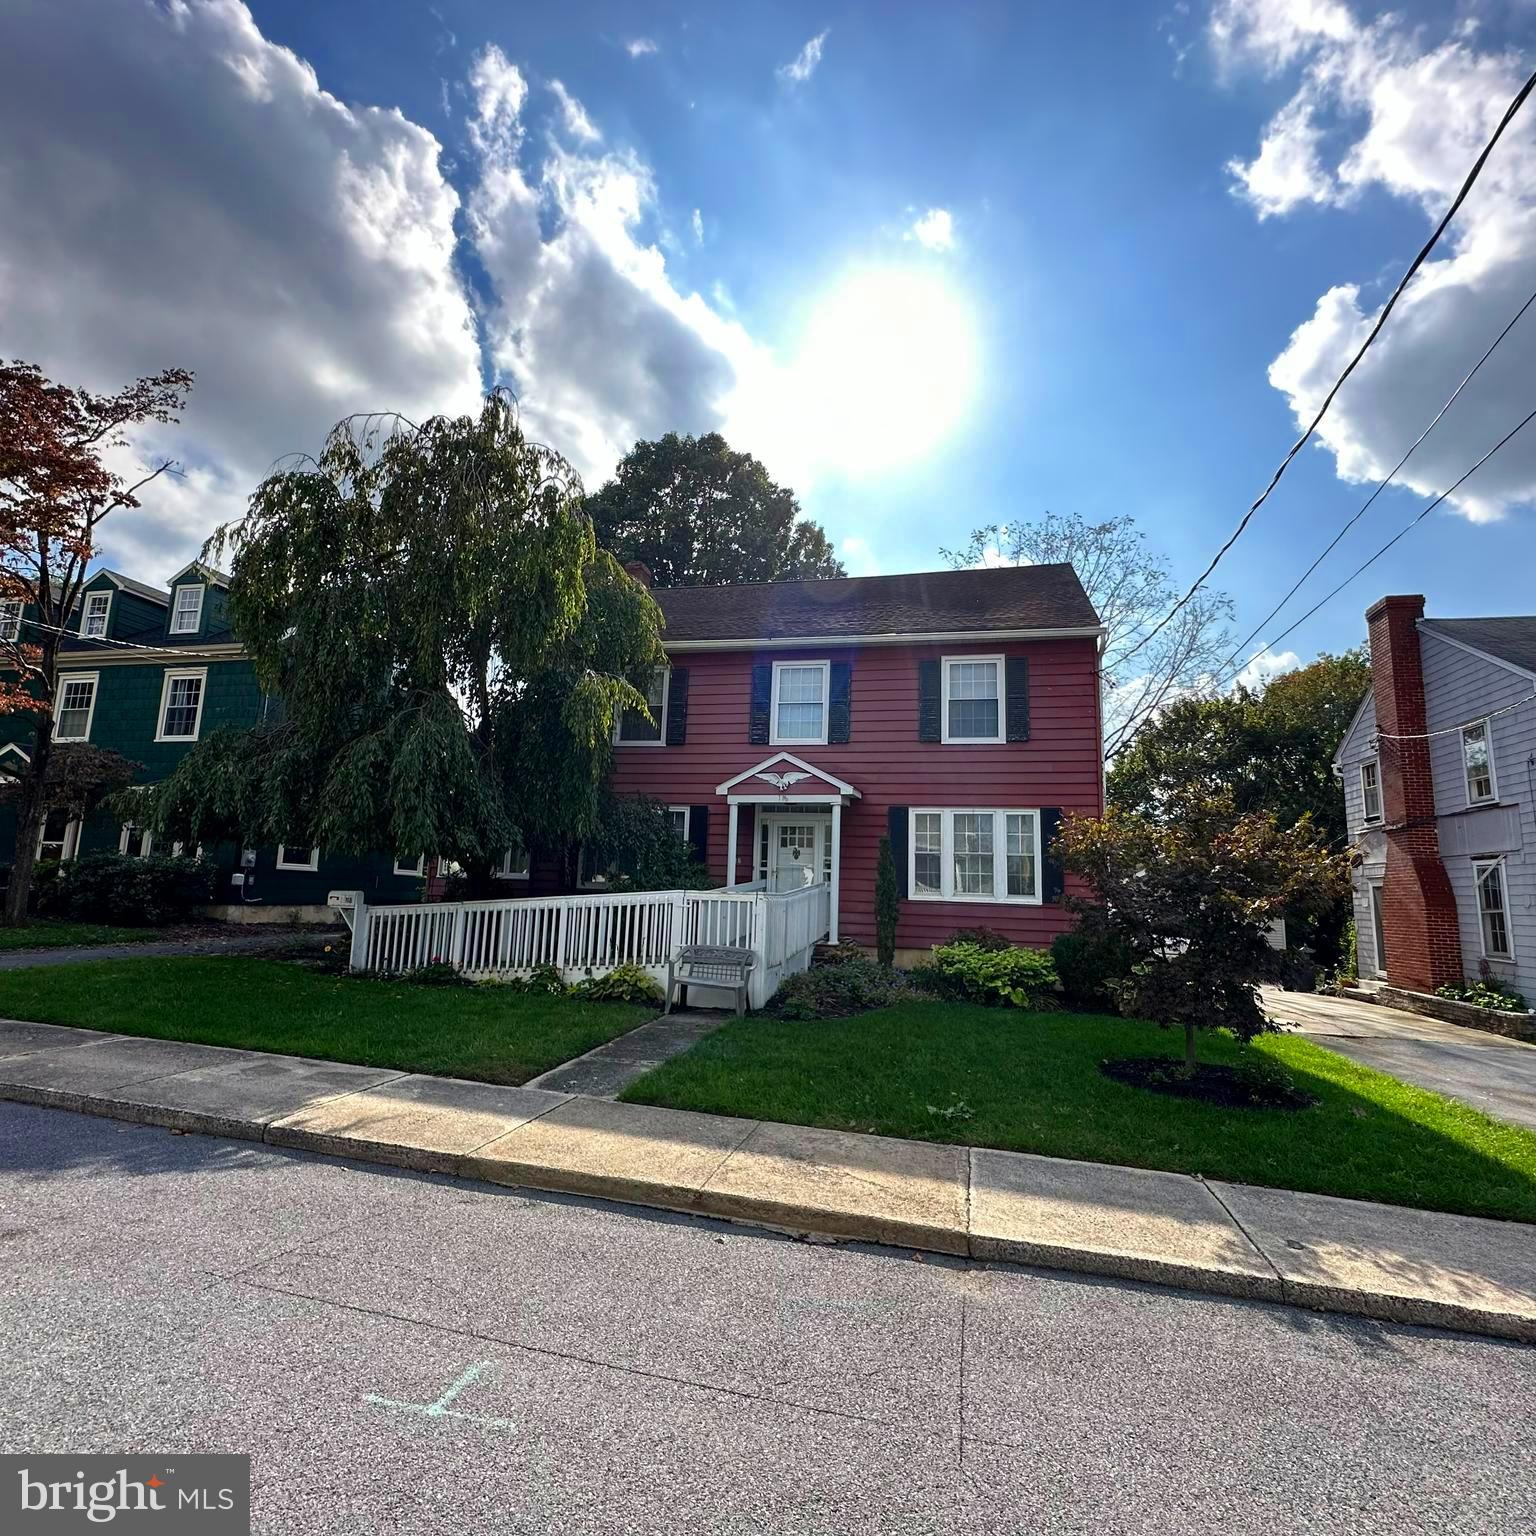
[655,564,1101,647]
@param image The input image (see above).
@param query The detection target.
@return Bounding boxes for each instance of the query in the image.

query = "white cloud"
[549,78,601,143]
[1235,648,1302,690]
[1214,0,1536,523]
[837,536,881,576]
[691,208,704,244]
[777,29,829,86]
[908,208,956,251]
[625,38,659,59]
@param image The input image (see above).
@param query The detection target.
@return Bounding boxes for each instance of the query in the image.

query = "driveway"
[1263,986,1536,1131]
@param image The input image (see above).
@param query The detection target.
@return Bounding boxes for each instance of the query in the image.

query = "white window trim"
[170,583,205,635]
[393,855,426,877]
[0,599,21,643]
[769,660,831,747]
[908,807,1043,905]
[1359,759,1382,825]
[614,667,669,747]
[118,822,154,857]
[155,667,208,743]
[276,844,320,872]
[940,654,1006,745]
[38,814,82,863]
[494,846,531,881]
[81,590,112,638]
[667,805,691,843]
[1462,720,1498,806]
[1472,857,1514,961]
[53,671,100,743]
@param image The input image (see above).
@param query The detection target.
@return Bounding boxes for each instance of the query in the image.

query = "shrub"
[1050,915,1134,1012]
[34,850,217,926]
[929,941,1058,1009]
[875,835,899,968]
[769,956,908,1020]
[1435,979,1530,1014]
[1230,1052,1308,1108]
[404,959,469,987]
[946,925,1011,952]
[504,963,568,996]
[571,963,664,1005]
[1262,946,1318,992]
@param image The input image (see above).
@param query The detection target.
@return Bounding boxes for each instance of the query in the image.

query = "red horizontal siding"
[609,638,1104,951]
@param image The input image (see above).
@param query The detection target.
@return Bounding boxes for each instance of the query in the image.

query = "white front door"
[764,816,827,893]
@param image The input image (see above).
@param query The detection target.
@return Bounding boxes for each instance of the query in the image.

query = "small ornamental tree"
[0,360,193,924]
[1057,787,1346,1069]
[874,833,899,967]
[143,392,665,888]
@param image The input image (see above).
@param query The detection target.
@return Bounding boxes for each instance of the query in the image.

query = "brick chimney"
[623,559,654,590]
[1365,595,1462,992]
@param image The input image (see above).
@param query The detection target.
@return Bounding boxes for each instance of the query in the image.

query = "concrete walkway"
[0,927,331,970]
[1263,986,1536,1132]
[2,1018,1533,1342]
[524,1010,726,1097]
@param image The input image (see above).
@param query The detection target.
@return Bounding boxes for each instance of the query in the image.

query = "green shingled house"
[0,561,429,921]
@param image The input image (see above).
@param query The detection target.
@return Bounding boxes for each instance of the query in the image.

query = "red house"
[594,562,1105,963]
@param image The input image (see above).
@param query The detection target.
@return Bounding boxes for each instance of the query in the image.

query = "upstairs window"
[81,591,111,639]
[615,669,668,745]
[942,656,1003,744]
[1474,859,1512,959]
[0,600,22,642]
[170,583,204,635]
[1462,721,1496,805]
[771,661,829,745]
[1359,759,1382,825]
[157,669,206,741]
[54,673,98,742]
[909,808,1041,903]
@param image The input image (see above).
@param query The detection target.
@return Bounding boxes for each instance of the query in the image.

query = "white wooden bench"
[665,944,756,1017]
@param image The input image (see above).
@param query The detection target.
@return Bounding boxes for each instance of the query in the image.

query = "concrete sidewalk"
[1,1018,1533,1343]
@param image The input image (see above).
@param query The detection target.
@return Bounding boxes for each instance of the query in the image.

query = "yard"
[621,1000,1536,1225]
[0,956,654,1085]
[0,919,168,951]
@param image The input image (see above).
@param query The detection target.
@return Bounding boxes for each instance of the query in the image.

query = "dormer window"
[81,591,111,639]
[171,584,204,635]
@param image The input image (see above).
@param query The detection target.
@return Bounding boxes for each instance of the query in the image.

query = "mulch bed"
[1101,1055,1316,1111]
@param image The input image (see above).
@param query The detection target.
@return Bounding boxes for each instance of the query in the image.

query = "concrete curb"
[1,1023,1533,1344]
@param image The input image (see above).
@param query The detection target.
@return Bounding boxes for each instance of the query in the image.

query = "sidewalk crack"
[1203,1179,1283,1287]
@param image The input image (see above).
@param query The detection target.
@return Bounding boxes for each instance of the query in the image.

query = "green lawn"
[0,956,654,1085]
[0,919,169,951]
[621,1001,1536,1224]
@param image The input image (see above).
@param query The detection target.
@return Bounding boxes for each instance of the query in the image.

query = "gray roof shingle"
[1421,616,1536,677]
[653,563,1100,643]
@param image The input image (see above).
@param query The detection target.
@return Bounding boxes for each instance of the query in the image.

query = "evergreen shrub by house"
[769,955,909,1020]
[35,851,217,927]
[1050,914,1134,1012]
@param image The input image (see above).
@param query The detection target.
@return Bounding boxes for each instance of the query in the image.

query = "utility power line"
[1373,690,1536,743]
[1117,62,1536,674]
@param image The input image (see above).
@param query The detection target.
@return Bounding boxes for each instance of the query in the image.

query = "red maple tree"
[0,360,194,923]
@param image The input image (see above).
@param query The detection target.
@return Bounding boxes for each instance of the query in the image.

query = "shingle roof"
[1420,617,1536,678]
[98,569,169,606]
[653,564,1100,644]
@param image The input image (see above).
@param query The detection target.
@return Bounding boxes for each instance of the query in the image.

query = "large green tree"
[586,432,843,587]
[144,393,665,887]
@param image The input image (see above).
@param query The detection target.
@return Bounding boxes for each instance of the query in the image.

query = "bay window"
[909,808,1041,903]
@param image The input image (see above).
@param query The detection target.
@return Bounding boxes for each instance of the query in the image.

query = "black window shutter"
[665,668,689,746]
[917,660,941,742]
[828,661,852,744]
[887,806,909,894]
[1041,807,1064,903]
[749,664,772,744]
[1005,656,1030,742]
[687,804,710,866]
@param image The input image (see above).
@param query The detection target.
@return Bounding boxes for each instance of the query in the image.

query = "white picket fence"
[335,881,830,1009]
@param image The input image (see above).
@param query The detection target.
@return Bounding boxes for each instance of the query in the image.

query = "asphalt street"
[2,1099,1531,1535]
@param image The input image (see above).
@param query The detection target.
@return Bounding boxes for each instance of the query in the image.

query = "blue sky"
[3,0,1534,678]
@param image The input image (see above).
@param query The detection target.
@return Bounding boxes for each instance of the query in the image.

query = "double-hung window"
[667,806,690,842]
[1462,721,1496,805]
[81,591,111,638]
[54,673,98,741]
[1359,759,1382,825]
[1473,858,1513,960]
[909,808,1041,903]
[771,661,829,745]
[942,656,1004,744]
[0,600,21,642]
[119,823,153,858]
[170,584,204,635]
[156,669,206,741]
[615,669,668,745]
[495,845,530,880]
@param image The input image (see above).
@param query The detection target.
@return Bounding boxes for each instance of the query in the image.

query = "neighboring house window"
[393,855,425,877]
[770,661,829,746]
[1462,721,1496,804]
[81,591,111,638]
[0,600,21,642]
[615,669,668,745]
[170,584,204,634]
[54,673,99,741]
[119,823,153,858]
[495,845,530,880]
[908,808,1041,903]
[1359,760,1382,825]
[942,655,1004,744]
[156,669,207,741]
[37,808,81,863]
[1473,859,1513,960]
[276,844,320,871]
[667,806,690,842]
